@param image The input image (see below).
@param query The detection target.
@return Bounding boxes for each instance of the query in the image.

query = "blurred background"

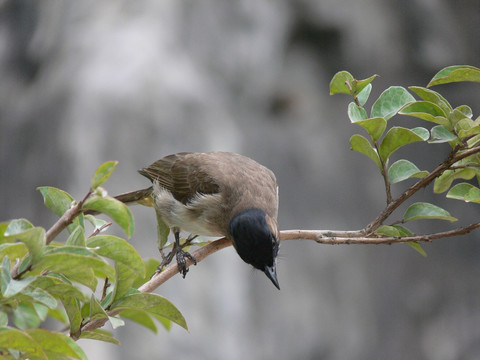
[1,0,480,359]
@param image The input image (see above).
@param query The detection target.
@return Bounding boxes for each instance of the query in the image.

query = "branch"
[365,145,480,234]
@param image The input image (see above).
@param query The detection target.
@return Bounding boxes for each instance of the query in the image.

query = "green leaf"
[155,208,170,249]
[456,105,473,119]
[66,226,86,247]
[91,161,118,190]
[455,118,480,138]
[111,293,187,331]
[4,219,33,237]
[353,117,387,142]
[112,263,136,303]
[375,225,400,237]
[379,127,425,161]
[132,258,160,289]
[348,102,368,122]
[85,215,111,234]
[447,183,480,203]
[108,315,125,329]
[37,187,84,233]
[89,294,109,321]
[403,202,457,222]
[0,327,45,358]
[3,227,46,267]
[27,328,87,360]
[30,275,86,302]
[0,312,7,327]
[13,303,44,330]
[388,159,428,184]
[407,242,427,257]
[37,186,75,218]
[371,86,416,120]
[429,125,458,143]
[428,65,480,87]
[20,286,57,309]
[31,249,115,290]
[398,101,448,125]
[408,86,452,113]
[86,235,144,278]
[411,127,430,141]
[62,296,83,335]
[1,257,36,297]
[354,75,378,95]
[357,83,372,106]
[120,309,158,333]
[392,225,413,237]
[349,134,382,169]
[329,71,355,95]
[434,168,476,193]
[82,196,134,238]
[0,243,28,264]
[79,329,120,345]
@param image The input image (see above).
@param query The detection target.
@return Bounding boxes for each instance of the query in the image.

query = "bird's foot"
[175,244,197,278]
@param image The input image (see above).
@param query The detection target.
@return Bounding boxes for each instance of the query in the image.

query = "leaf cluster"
[0,162,187,359]
[330,65,480,255]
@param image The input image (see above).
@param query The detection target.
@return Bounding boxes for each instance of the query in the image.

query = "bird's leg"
[173,227,197,278]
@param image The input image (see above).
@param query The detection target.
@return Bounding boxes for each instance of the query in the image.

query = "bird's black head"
[229,208,280,289]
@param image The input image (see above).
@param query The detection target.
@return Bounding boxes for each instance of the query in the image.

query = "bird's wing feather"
[138,152,220,204]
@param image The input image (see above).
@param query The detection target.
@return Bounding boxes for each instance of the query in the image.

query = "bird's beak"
[264,265,280,290]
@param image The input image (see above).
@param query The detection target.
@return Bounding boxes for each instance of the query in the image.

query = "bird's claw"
[176,248,197,278]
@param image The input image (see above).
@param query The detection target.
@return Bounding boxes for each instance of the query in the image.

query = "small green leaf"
[429,125,458,143]
[21,286,58,309]
[428,65,480,87]
[407,242,427,257]
[329,71,355,95]
[79,329,120,345]
[30,275,86,301]
[3,227,45,266]
[376,225,401,237]
[85,215,111,234]
[403,202,457,222]
[120,309,158,333]
[13,303,44,330]
[348,102,367,123]
[82,195,134,238]
[409,86,452,113]
[447,183,480,203]
[1,257,36,297]
[434,168,476,193]
[455,105,473,119]
[357,83,372,106]
[398,101,448,125]
[411,127,430,141]
[379,127,425,161]
[91,161,119,190]
[388,159,428,184]
[111,293,187,331]
[349,134,382,169]
[353,117,387,141]
[354,75,378,97]
[62,296,83,335]
[371,86,416,120]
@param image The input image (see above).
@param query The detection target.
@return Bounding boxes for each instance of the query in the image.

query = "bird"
[115,152,281,289]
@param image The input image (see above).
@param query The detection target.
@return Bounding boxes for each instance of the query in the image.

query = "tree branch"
[365,145,480,234]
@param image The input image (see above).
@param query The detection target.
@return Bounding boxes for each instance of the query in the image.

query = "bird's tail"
[114,187,154,206]
[85,187,154,215]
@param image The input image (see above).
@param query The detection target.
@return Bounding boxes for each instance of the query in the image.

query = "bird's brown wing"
[138,152,220,204]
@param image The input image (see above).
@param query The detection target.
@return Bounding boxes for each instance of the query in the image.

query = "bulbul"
[116,152,281,289]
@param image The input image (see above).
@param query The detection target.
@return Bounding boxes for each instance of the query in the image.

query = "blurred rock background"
[1,0,480,359]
